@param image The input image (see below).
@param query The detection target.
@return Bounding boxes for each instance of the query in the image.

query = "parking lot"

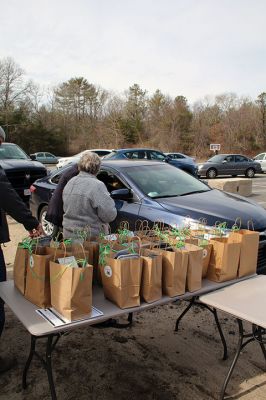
[250,174,266,208]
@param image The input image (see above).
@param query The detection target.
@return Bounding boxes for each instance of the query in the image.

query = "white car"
[253,152,266,172]
[57,149,112,169]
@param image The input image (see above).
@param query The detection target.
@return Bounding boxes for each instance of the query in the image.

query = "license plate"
[24,189,31,196]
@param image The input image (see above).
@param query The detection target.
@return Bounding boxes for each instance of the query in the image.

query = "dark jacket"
[0,167,39,244]
[45,164,79,227]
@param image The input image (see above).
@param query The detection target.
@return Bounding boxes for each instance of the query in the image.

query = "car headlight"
[198,164,203,170]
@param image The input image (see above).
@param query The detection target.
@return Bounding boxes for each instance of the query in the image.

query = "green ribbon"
[18,237,37,254]
[99,243,111,266]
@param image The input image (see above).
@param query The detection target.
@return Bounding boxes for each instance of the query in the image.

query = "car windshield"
[207,155,225,162]
[124,164,210,198]
[0,144,29,160]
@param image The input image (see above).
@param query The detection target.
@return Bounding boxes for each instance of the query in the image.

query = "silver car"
[198,154,262,178]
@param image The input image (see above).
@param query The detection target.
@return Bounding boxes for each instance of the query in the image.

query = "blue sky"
[0,0,265,103]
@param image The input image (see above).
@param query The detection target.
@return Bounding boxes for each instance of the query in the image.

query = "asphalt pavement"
[250,174,266,209]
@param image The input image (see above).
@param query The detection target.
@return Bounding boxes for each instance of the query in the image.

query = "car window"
[225,155,234,162]
[0,144,29,160]
[50,172,62,184]
[45,152,54,157]
[148,151,166,161]
[124,164,209,198]
[94,150,110,156]
[254,154,264,160]
[124,151,141,159]
[97,170,126,192]
[235,155,248,162]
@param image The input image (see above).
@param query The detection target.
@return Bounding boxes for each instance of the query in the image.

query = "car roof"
[113,148,164,153]
[101,159,165,168]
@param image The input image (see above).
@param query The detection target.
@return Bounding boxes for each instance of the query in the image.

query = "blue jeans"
[0,246,6,337]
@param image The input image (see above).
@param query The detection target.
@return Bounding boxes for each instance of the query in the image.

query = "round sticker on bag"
[104,265,112,278]
[29,255,34,268]
[202,249,208,259]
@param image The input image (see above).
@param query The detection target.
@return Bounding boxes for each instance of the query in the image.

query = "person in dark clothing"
[0,126,43,373]
[45,163,79,229]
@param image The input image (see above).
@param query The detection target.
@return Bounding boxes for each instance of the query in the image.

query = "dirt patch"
[0,220,266,400]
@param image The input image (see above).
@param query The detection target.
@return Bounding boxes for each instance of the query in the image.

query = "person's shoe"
[0,356,17,373]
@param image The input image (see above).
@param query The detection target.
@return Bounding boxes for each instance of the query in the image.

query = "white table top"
[0,276,255,337]
[200,275,266,328]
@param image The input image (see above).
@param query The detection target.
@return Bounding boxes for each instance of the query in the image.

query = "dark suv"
[0,143,47,201]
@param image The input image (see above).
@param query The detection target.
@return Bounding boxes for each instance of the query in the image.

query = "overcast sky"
[0,0,265,104]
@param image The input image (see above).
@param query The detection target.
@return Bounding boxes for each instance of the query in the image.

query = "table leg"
[252,325,266,362]
[22,335,36,389]
[46,335,57,400]
[175,298,228,360]
[22,333,61,400]
[220,319,244,400]
[174,297,195,331]
[213,308,228,360]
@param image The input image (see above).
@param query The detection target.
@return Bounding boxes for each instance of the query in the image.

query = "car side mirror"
[30,154,36,161]
[110,188,133,200]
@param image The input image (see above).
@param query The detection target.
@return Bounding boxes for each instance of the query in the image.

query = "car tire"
[231,175,237,177]
[39,205,58,237]
[245,168,255,178]
[206,168,217,179]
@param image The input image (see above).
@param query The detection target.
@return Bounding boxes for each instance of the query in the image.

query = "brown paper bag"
[50,260,93,321]
[152,247,188,297]
[24,248,52,308]
[185,243,203,292]
[140,249,162,303]
[207,237,241,282]
[13,247,29,295]
[228,229,259,277]
[24,246,67,308]
[100,256,143,309]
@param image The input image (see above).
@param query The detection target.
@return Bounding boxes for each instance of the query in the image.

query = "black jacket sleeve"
[0,167,39,231]
[45,164,79,227]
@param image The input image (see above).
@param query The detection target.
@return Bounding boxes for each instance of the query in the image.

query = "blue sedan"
[104,148,198,176]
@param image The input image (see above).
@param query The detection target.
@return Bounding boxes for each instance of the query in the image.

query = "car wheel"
[39,205,57,236]
[206,168,217,179]
[231,175,237,177]
[245,168,255,178]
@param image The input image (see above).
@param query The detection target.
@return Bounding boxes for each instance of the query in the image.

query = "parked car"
[104,148,198,176]
[165,152,196,162]
[253,152,266,172]
[30,152,58,164]
[198,154,262,178]
[0,142,47,201]
[29,160,266,273]
[57,149,112,169]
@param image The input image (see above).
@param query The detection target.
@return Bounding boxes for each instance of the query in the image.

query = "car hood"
[156,189,266,230]
[0,159,46,171]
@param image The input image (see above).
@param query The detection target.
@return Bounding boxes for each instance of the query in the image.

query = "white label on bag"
[202,249,208,258]
[104,265,112,278]
[29,255,34,268]
[58,256,78,268]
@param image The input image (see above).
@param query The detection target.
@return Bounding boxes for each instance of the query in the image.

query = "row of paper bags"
[13,228,259,320]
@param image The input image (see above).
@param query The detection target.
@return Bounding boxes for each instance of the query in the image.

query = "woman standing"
[62,151,117,239]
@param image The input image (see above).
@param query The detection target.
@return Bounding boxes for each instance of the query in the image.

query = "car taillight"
[30,185,36,193]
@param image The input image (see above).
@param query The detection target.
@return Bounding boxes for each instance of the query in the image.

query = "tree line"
[0,56,266,158]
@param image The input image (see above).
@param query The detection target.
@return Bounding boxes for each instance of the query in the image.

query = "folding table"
[200,274,266,400]
[0,277,252,399]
